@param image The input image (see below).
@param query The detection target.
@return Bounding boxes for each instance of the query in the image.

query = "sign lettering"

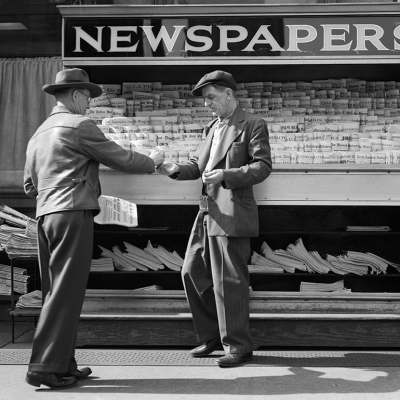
[63,16,400,58]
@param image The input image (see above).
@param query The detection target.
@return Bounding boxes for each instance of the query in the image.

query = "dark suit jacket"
[177,106,272,237]
[24,106,156,218]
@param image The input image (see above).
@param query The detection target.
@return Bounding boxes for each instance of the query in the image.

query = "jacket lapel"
[207,106,246,171]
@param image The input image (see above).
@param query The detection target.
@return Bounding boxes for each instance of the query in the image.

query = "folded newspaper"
[94,196,138,228]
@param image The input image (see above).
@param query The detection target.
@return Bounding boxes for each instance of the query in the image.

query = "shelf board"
[88,271,400,277]
[258,231,399,235]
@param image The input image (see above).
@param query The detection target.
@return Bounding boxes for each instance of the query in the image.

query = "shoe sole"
[215,356,252,368]
[25,377,77,390]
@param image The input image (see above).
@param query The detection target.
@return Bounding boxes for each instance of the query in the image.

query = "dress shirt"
[205,108,236,171]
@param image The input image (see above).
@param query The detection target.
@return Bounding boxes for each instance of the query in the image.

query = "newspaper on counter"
[346,226,391,231]
[94,195,138,227]
[15,290,42,308]
[300,280,351,293]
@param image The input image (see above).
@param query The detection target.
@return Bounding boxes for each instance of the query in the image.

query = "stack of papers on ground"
[15,290,42,308]
[346,226,391,231]
[90,257,114,272]
[286,238,331,274]
[5,233,38,259]
[123,241,164,271]
[300,280,351,293]
[144,240,183,271]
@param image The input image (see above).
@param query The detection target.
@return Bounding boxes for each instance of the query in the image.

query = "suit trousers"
[28,210,93,373]
[182,212,252,354]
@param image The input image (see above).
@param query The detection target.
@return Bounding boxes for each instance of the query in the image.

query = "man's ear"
[72,89,79,102]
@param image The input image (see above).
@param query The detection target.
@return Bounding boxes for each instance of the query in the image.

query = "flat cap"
[192,70,237,97]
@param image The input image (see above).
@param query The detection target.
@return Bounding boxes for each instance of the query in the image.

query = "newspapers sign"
[63,15,400,59]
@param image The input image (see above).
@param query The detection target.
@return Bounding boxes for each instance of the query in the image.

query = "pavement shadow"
[47,369,400,396]
[32,353,400,396]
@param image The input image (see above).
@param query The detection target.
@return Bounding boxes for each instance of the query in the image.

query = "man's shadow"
[35,352,400,395]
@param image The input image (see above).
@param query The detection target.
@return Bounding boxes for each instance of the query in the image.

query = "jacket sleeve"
[175,152,202,181]
[23,163,37,198]
[77,119,156,174]
[222,118,272,189]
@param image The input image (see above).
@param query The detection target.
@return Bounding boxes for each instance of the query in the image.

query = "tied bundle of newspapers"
[98,240,183,272]
[248,238,400,276]
[0,205,37,258]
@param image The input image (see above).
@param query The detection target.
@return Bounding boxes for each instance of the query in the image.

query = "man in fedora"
[156,70,272,367]
[23,68,163,390]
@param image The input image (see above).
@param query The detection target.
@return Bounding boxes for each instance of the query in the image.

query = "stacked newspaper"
[0,205,31,229]
[249,251,285,273]
[0,264,29,294]
[25,219,38,239]
[300,280,351,293]
[0,284,10,295]
[326,251,400,275]
[346,226,391,231]
[14,290,42,308]
[144,240,183,271]
[123,241,164,271]
[90,257,114,272]
[285,238,331,274]
[0,225,24,252]
[260,242,307,272]
[0,205,37,257]
[5,233,38,259]
[98,240,183,271]
[133,285,163,291]
[98,245,138,271]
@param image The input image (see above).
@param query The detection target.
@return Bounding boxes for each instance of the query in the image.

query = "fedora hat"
[42,68,103,98]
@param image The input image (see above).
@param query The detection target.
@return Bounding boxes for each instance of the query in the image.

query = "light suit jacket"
[24,106,155,218]
[177,106,272,237]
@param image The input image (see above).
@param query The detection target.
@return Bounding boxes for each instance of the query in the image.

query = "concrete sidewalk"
[1,322,400,400]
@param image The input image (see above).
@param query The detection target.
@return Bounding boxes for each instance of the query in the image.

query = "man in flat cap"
[24,68,163,389]
[157,70,272,367]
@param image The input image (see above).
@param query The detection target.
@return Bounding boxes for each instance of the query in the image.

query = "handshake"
[149,150,180,177]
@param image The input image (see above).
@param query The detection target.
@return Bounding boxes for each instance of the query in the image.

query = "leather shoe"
[214,352,252,368]
[190,337,222,357]
[64,367,92,381]
[26,372,77,390]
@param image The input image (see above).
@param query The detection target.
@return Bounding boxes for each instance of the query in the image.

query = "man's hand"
[202,169,224,184]
[157,161,180,176]
[148,150,164,167]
